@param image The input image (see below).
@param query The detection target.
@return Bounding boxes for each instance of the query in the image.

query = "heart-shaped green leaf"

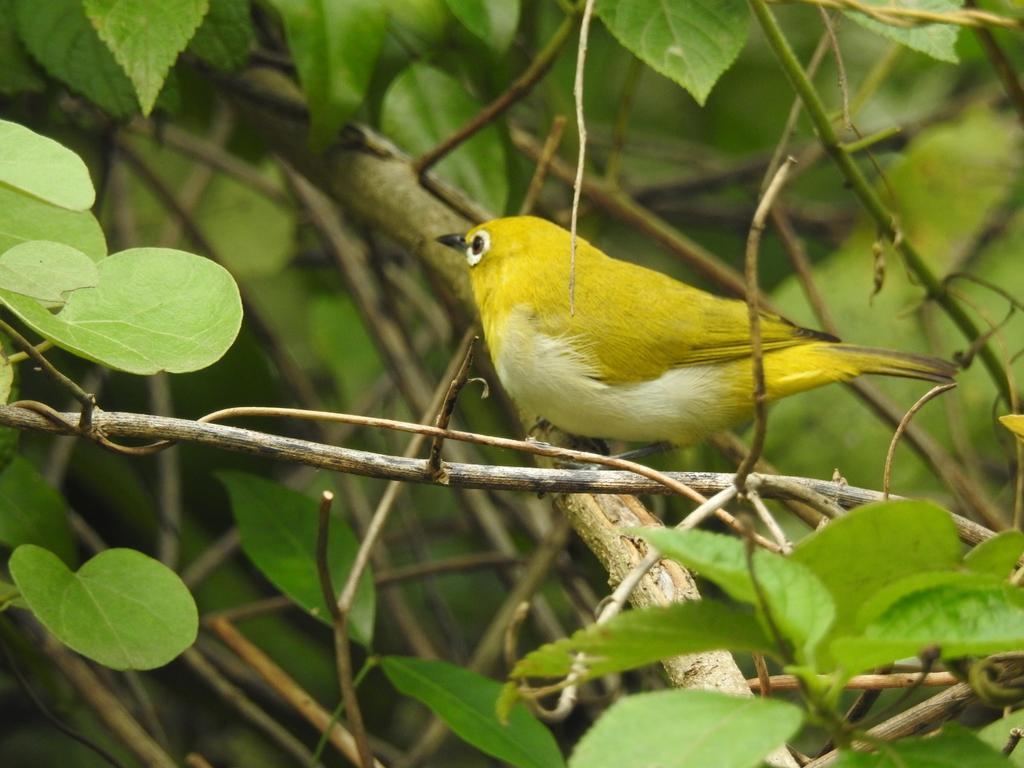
[10,545,197,670]
[0,186,106,262]
[0,241,98,305]
[0,247,242,374]
[0,119,94,210]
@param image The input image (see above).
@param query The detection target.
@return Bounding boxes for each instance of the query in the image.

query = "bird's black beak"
[436,233,466,251]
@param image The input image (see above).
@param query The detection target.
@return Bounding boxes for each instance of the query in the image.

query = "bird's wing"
[563,257,836,384]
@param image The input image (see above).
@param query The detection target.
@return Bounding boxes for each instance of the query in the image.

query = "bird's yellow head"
[436,216,555,270]
[436,216,577,313]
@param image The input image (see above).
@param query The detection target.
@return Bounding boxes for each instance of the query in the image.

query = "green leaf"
[569,689,803,768]
[384,0,449,49]
[83,0,209,115]
[188,0,254,70]
[10,545,197,670]
[0,241,98,306]
[964,530,1024,578]
[596,0,748,105]
[382,63,508,214]
[0,0,44,95]
[0,187,107,262]
[14,0,139,118]
[1002,415,1024,440]
[0,457,74,566]
[0,119,94,210]
[512,601,772,681]
[791,500,961,641]
[382,657,565,768]
[218,472,375,644]
[831,574,1024,673]
[267,0,387,148]
[979,709,1024,766]
[831,724,1009,767]
[638,528,834,666]
[845,0,962,64]
[0,247,242,374]
[445,0,520,53]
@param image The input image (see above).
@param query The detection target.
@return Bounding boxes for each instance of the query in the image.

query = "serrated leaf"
[382,63,508,213]
[10,545,197,670]
[569,689,803,768]
[0,247,242,374]
[267,0,387,148]
[83,0,209,115]
[832,724,1009,767]
[0,241,98,306]
[445,0,520,53]
[791,500,961,642]
[596,0,748,105]
[831,574,1024,673]
[382,657,565,768]
[188,0,254,70]
[638,528,834,666]
[218,472,375,644]
[0,187,106,262]
[845,0,962,64]
[14,0,139,118]
[512,601,772,681]
[0,120,94,210]
[964,530,1024,578]
[0,457,74,566]
[1001,414,1024,439]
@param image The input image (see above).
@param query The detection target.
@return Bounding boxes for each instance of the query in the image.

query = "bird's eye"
[466,230,490,266]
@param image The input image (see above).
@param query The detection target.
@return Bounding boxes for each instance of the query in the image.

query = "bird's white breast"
[493,306,742,445]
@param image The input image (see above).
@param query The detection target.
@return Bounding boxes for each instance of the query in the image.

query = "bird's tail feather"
[831,344,957,383]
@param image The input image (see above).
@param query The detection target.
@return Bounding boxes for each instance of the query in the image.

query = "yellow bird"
[437,216,955,447]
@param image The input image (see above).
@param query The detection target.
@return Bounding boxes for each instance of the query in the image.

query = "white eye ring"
[466,230,490,266]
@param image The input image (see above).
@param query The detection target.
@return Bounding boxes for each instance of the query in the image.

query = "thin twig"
[817,10,850,131]
[426,333,477,481]
[753,653,773,698]
[413,12,577,174]
[316,489,375,768]
[964,0,1024,129]
[181,648,325,767]
[568,0,598,314]
[181,528,242,589]
[208,617,386,768]
[519,115,568,215]
[605,56,643,186]
[748,490,793,554]
[882,382,957,498]
[0,625,129,768]
[749,672,957,692]
[0,318,95,429]
[375,552,520,586]
[1004,728,1024,757]
[772,0,1024,29]
[735,158,797,487]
